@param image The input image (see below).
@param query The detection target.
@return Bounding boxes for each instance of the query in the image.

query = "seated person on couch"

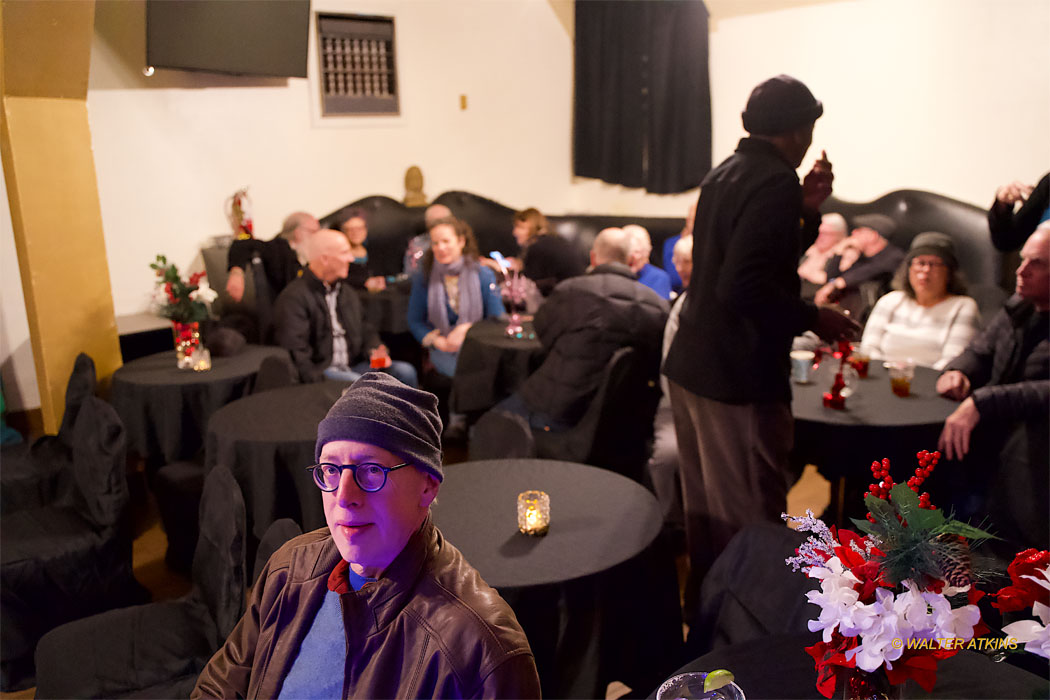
[859,232,980,370]
[814,213,905,317]
[936,223,1049,552]
[274,229,417,387]
[192,373,541,699]
[226,211,319,303]
[797,212,848,295]
[624,224,673,300]
[407,217,504,379]
[491,227,668,432]
[340,209,387,292]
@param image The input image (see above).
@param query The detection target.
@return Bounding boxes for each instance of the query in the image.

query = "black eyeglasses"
[307,462,410,493]
[910,259,947,270]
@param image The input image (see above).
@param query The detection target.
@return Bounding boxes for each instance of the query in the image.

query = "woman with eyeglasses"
[859,232,980,369]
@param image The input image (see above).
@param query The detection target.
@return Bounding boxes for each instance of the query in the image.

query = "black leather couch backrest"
[548,215,685,266]
[824,190,1012,319]
[320,195,426,278]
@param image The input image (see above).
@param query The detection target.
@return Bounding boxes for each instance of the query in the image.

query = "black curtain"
[573,0,711,194]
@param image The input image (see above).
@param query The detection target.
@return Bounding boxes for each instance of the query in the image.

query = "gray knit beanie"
[907,232,958,271]
[315,373,444,482]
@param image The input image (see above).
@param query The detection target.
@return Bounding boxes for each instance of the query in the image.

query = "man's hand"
[938,397,980,461]
[364,276,387,292]
[995,180,1034,208]
[814,281,837,306]
[935,370,971,401]
[802,150,834,212]
[226,267,246,302]
[813,305,859,343]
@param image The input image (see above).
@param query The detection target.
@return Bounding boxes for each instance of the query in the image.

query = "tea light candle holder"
[517,490,550,536]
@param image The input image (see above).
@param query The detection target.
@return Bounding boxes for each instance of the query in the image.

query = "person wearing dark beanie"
[194,373,540,699]
[662,73,858,623]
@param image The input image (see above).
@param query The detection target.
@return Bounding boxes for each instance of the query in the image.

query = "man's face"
[320,440,438,578]
[342,217,368,246]
[816,218,845,251]
[321,235,354,283]
[1016,230,1050,308]
[674,254,693,288]
[295,216,321,246]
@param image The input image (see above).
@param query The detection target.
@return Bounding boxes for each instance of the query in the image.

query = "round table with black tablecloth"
[648,633,1048,699]
[205,381,349,561]
[451,319,544,413]
[791,360,956,522]
[111,345,292,467]
[432,459,683,699]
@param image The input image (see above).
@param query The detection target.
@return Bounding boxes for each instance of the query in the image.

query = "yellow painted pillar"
[1,0,121,433]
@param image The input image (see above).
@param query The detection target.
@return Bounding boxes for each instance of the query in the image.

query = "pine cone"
[934,533,972,587]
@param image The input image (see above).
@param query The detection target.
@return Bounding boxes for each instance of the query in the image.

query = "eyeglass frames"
[306,462,410,493]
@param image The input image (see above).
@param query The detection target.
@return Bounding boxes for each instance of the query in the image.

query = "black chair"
[0,353,97,514]
[687,523,818,657]
[252,353,299,394]
[1,395,147,691]
[252,518,303,585]
[532,346,662,483]
[468,409,535,461]
[34,464,247,699]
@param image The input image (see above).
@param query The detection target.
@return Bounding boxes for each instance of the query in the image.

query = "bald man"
[491,227,668,432]
[274,230,418,387]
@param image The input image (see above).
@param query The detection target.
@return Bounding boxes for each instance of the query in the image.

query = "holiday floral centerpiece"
[787,450,1050,698]
[784,450,1000,698]
[150,255,217,369]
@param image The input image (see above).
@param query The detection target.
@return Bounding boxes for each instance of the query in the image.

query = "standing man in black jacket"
[274,229,418,387]
[663,75,857,608]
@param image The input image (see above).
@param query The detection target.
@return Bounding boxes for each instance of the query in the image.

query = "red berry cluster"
[908,450,939,510]
[865,451,941,522]
[188,271,206,287]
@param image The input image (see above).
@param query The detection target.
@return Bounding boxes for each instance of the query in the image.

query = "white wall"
[3,0,1048,411]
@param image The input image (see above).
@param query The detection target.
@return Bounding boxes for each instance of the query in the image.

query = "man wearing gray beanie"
[194,373,540,699]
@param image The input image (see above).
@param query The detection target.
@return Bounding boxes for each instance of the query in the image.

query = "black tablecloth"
[112,345,291,466]
[452,319,544,413]
[649,633,1049,699]
[792,361,955,481]
[433,459,683,699]
[355,279,411,335]
[205,381,349,556]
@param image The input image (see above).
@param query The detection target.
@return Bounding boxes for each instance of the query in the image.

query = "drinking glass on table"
[656,672,745,700]
[887,359,916,397]
[848,343,871,378]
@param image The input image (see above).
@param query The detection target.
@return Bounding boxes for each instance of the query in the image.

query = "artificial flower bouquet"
[785,450,1049,698]
[150,254,217,324]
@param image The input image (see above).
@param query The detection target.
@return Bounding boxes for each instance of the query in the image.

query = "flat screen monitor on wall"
[147,0,310,78]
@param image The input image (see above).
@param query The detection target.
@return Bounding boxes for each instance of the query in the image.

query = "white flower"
[926,589,980,642]
[850,588,906,672]
[190,279,218,304]
[805,557,861,642]
[1003,600,1050,659]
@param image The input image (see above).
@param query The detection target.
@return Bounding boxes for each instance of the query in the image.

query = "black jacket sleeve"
[988,172,1050,252]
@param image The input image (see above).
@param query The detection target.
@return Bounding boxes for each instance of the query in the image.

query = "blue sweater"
[407,263,504,343]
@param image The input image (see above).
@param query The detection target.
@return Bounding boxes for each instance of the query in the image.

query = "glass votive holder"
[192,347,212,372]
[517,490,550,536]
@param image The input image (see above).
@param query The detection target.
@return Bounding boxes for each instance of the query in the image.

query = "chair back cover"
[193,464,246,647]
[469,409,535,461]
[69,397,128,529]
[534,346,661,482]
[57,353,97,448]
[689,523,818,655]
[252,518,303,585]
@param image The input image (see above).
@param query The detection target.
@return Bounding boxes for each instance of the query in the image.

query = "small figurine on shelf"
[225,187,254,240]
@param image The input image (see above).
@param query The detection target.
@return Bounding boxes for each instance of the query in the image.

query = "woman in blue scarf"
[407,217,505,378]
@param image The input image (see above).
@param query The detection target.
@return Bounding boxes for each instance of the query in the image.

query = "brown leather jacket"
[192,518,541,699]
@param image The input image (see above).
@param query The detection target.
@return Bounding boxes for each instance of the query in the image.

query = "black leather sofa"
[206,188,1013,325]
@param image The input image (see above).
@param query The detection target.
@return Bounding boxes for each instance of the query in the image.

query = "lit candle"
[517,490,550,536]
